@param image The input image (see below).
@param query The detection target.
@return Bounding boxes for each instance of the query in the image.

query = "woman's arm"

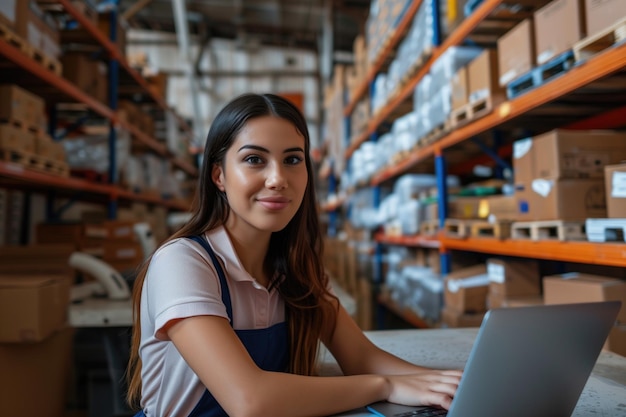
[323,305,462,407]
[168,314,391,417]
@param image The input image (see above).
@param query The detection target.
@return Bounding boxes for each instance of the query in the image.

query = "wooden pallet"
[506,50,575,99]
[585,218,626,243]
[0,147,69,176]
[443,218,474,238]
[574,17,626,62]
[449,95,496,128]
[0,117,44,135]
[470,220,512,239]
[419,120,450,148]
[420,219,440,236]
[511,220,586,241]
[0,21,62,75]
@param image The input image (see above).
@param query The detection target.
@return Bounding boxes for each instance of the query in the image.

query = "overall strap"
[186,235,234,323]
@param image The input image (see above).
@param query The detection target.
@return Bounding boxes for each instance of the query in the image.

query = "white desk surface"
[318,328,626,417]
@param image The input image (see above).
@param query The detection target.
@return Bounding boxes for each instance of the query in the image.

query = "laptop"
[367,301,621,417]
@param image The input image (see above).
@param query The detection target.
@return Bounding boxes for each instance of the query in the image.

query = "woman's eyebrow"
[238,144,268,153]
[237,145,304,154]
[284,147,305,153]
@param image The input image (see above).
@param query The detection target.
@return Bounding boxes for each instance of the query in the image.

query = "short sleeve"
[144,238,229,340]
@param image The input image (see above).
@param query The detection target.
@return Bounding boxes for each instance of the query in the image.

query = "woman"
[126,93,461,417]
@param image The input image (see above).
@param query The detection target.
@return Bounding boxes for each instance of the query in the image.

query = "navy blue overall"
[135,235,289,417]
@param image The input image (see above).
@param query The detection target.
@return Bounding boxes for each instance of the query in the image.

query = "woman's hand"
[385,369,463,410]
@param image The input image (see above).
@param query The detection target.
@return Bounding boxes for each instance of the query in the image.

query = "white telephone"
[69,252,131,301]
[68,252,133,327]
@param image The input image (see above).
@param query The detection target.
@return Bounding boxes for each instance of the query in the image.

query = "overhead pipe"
[172,0,205,147]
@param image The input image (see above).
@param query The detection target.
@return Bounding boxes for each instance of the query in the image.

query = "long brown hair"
[126,93,338,409]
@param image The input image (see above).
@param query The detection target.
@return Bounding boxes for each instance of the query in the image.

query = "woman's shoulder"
[152,235,208,261]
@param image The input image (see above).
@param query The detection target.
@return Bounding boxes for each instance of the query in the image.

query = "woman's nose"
[265,163,287,190]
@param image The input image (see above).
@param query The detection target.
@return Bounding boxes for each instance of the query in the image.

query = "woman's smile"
[256,195,291,210]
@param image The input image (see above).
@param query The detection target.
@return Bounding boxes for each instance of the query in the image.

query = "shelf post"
[435,147,451,275]
[107,1,121,220]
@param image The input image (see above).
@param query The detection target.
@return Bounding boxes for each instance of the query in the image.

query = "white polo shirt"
[138,226,285,416]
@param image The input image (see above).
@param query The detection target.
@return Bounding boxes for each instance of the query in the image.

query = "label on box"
[562,152,610,177]
[538,49,554,65]
[612,172,626,198]
[469,88,489,103]
[500,69,517,86]
[487,262,505,283]
[532,179,554,197]
[447,274,490,292]
[513,138,532,159]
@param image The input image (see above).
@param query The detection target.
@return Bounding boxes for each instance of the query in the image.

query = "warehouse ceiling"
[118,0,370,52]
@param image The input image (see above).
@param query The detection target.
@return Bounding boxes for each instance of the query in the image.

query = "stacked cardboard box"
[442,264,489,327]
[486,258,541,309]
[513,129,626,221]
[543,273,626,356]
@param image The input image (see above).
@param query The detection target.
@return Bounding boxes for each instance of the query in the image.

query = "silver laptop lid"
[447,301,620,417]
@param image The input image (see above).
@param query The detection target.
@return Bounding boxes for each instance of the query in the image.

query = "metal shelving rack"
[0,1,197,217]
[338,0,626,325]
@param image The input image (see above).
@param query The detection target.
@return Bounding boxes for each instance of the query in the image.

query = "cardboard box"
[585,0,626,38]
[36,222,107,246]
[604,163,626,218]
[61,52,108,103]
[502,295,544,308]
[0,84,46,130]
[513,137,535,185]
[479,195,520,221]
[533,130,626,180]
[607,324,626,356]
[515,179,606,221]
[103,220,136,240]
[444,265,489,314]
[441,307,485,328]
[0,274,70,342]
[0,244,75,276]
[534,0,585,65]
[487,258,541,297]
[0,124,36,152]
[451,66,469,111]
[497,19,535,86]
[467,48,506,105]
[0,326,74,417]
[543,273,626,323]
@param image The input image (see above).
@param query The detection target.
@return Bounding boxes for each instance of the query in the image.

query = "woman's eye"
[285,155,303,165]
[244,155,264,165]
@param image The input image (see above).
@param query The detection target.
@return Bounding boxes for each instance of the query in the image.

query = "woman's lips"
[257,197,290,210]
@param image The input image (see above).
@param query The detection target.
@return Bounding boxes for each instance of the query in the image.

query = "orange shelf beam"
[343,0,424,116]
[0,38,197,177]
[370,41,626,185]
[345,0,503,158]
[58,0,162,107]
[57,0,193,134]
[0,40,116,121]
[440,236,626,268]
[0,161,190,210]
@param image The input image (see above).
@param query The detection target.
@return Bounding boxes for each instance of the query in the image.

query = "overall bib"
[135,235,289,417]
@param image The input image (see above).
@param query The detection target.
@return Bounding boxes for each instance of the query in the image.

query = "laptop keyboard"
[395,408,448,417]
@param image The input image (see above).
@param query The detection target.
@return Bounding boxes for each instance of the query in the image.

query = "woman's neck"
[223,225,271,287]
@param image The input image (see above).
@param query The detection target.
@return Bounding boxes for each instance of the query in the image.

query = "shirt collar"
[204,226,256,283]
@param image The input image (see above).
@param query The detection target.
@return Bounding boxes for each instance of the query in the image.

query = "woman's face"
[212,116,308,236]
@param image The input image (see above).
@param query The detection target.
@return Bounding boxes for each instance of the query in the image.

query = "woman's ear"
[211,164,225,192]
